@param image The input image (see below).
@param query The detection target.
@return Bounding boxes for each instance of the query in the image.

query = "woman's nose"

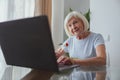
[71,24,76,29]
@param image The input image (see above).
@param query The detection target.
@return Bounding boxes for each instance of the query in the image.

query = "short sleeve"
[94,34,105,48]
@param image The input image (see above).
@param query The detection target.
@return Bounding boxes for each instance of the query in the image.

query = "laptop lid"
[0,16,59,72]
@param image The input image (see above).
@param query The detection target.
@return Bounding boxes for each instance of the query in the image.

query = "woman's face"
[67,17,84,36]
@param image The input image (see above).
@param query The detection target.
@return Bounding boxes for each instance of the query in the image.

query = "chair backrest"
[106,52,110,67]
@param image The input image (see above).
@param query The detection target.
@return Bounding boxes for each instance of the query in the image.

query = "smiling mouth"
[73,28,79,33]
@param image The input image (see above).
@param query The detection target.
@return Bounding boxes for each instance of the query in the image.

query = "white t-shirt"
[61,32,105,59]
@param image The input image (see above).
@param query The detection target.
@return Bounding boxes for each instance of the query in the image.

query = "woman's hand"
[55,48,65,59]
[57,56,73,65]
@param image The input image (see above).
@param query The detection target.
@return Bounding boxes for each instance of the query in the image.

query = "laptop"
[0,16,78,72]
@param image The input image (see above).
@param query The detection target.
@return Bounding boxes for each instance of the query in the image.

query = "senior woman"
[56,11,106,66]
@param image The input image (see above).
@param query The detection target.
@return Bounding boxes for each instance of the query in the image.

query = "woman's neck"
[76,31,90,40]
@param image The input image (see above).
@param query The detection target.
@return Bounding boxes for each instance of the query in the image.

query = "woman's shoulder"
[89,32,104,42]
[90,32,103,38]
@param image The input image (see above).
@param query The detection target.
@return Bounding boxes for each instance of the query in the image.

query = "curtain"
[51,0,64,49]
[34,0,52,26]
[0,0,35,80]
[34,0,65,49]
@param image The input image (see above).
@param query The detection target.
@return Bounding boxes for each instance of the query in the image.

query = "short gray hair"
[64,11,89,37]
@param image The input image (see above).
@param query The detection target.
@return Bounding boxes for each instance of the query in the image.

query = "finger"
[58,48,64,53]
[57,56,65,63]
[61,57,69,64]
[57,48,62,52]
[63,58,72,65]
[56,53,60,58]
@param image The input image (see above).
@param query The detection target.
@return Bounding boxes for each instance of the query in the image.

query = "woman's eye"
[73,21,78,24]
[68,20,78,27]
[68,24,71,27]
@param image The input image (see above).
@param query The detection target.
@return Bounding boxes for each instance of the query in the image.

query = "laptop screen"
[0,16,59,72]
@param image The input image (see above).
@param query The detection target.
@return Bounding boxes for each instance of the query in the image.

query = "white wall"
[64,0,90,17]
[90,0,120,67]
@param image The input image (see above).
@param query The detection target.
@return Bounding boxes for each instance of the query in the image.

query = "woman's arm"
[71,44,106,66]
